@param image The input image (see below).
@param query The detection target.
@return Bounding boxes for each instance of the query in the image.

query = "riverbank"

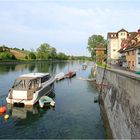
[96,66,140,139]
[91,66,113,139]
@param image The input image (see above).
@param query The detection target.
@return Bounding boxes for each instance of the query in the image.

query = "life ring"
[0,106,7,113]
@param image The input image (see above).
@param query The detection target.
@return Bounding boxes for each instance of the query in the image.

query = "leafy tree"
[29,52,36,59]
[0,47,3,52]
[25,55,28,59]
[0,52,16,60]
[48,47,57,59]
[87,35,106,59]
[36,43,52,59]
[57,52,68,60]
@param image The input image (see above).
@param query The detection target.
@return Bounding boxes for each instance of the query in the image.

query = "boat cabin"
[12,73,51,91]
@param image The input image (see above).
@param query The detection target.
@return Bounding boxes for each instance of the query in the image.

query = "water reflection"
[7,91,56,120]
[7,105,54,120]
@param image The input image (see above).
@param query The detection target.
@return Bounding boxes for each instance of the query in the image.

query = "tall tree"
[87,35,106,59]
[48,47,57,59]
[36,43,52,59]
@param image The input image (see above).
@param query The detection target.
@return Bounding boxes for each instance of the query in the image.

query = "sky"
[0,0,140,56]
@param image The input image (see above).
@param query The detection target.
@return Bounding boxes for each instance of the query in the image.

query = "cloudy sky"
[0,0,140,56]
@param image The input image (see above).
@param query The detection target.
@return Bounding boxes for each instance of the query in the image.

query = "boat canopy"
[13,78,41,90]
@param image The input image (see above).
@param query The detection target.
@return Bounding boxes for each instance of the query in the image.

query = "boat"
[82,63,87,70]
[6,73,55,106]
[39,96,55,108]
[55,72,65,81]
[65,71,76,78]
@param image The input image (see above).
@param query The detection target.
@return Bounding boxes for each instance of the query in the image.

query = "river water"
[0,61,106,139]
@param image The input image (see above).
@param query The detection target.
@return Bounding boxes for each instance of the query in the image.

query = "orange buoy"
[0,106,7,113]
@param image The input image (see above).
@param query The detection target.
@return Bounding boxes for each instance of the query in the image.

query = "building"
[107,29,137,63]
[118,29,140,71]
[94,45,106,63]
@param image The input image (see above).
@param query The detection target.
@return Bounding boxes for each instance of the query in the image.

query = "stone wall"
[96,67,140,139]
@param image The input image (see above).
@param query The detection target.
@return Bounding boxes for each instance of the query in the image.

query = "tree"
[57,52,68,60]
[48,47,57,59]
[87,35,106,59]
[29,52,36,59]
[36,43,52,59]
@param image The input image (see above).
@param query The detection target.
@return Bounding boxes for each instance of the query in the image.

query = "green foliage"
[57,52,68,60]
[87,35,106,59]
[36,43,52,59]
[48,47,57,59]
[28,52,36,59]
[0,52,16,60]
[25,55,28,59]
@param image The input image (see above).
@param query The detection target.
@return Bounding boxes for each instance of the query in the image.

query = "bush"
[0,52,16,60]
[28,52,36,59]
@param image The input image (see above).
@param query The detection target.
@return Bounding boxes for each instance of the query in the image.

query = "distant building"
[107,28,137,63]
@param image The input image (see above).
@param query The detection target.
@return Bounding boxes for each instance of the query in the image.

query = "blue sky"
[0,0,140,56]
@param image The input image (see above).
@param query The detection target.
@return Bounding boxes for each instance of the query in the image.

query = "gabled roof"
[107,29,137,39]
[117,28,128,33]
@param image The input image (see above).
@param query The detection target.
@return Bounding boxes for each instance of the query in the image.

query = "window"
[138,48,140,55]
[138,57,140,64]
[113,49,116,52]
[41,75,51,83]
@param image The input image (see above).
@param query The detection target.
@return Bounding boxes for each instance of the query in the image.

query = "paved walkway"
[109,64,140,79]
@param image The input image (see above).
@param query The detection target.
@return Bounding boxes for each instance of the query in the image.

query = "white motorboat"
[55,72,65,81]
[6,73,55,106]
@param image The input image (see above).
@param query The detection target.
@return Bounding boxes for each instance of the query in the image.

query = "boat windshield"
[13,78,41,90]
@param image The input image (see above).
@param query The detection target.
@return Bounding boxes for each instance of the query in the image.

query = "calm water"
[0,61,105,139]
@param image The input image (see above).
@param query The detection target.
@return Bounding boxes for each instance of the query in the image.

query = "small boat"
[55,72,65,81]
[6,73,55,106]
[65,71,76,78]
[39,96,55,108]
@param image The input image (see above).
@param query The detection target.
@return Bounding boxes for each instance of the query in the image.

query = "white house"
[107,28,137,63]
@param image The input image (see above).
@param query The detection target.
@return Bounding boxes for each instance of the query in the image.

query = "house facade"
[118,30,140,71]
[107,29,137,63]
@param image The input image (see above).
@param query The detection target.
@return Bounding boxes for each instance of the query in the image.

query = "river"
[0,61,106,139]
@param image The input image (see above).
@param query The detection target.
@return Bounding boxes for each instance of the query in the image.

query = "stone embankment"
[96,66,140,139]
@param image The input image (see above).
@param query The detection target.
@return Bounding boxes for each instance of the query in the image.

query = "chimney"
[138,29,140,34]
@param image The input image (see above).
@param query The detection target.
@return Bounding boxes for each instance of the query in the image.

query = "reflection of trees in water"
[36,61,50,73]
[57,61,67,71]
[0,65,16,74]
[88,67,94,79]
[28,64,36,72]
[35,61,59,75]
